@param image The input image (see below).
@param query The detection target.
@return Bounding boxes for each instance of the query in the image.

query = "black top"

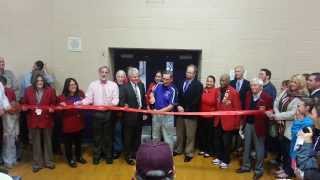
[177,79,203,112]
[230,79,250,109]
[119,82,146,126]
[247,96,259,124]
[310,89,320,99]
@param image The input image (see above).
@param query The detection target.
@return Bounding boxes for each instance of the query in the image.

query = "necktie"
[183,80,190,93]
[101,83,107,105]
[134,84,142,108]
[236,80,241,92]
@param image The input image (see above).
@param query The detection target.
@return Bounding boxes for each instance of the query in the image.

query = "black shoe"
[126,158,135,166]
[32,167,42,173]
[236,168,251,174]
[68,160,77,168]
[77,158,87,164]
[106,158,113,164]
[173,152,181,156]
[184,156,193,162]
[93,158,100,165]
[45,164,55,170]
[253,173,263,180]
[113,153,121,159]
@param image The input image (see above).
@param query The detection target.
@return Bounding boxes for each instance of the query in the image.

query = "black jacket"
[119,82,146,126]
[310,89,320,99]
[230,79,250,109]
[177,79,203,112]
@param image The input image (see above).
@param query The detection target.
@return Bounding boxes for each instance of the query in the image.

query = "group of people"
[1,56,320,180]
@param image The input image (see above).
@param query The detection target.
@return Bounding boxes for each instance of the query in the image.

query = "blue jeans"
[152,115,175,152]
[113,121,123,154]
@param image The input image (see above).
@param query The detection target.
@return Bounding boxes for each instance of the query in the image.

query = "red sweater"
[200,87,217,118]
[58,91,85,133]
[244,91,272,137]
[5,87,16,103]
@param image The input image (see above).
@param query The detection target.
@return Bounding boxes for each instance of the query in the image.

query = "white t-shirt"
[0,83,11,110]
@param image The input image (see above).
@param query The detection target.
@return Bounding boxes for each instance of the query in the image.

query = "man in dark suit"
[119,67,146,166]
[230,65,250,109]
[307,72,320,98]
[174,64,203,162]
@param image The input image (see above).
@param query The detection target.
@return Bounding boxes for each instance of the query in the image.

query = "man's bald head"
[220,74,230,88]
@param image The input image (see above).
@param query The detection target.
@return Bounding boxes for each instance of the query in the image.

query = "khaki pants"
[30,128,54,168]
[175,116,197,157]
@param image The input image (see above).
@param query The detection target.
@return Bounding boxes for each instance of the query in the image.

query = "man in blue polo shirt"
[149,70,177,152]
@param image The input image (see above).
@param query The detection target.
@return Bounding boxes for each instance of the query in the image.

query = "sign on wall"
[67,36,82,52]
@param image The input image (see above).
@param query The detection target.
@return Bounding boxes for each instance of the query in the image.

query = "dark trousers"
[123,123,142,160]
[112,113,123,154]
[64,131,82,161]
[92,111,113,160]
[52,114,62,154]
[19,112,29,145]
[198,117,215,155]
[279,136,294,177]
[214,123,235,164]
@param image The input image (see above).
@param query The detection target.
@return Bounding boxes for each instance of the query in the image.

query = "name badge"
[35,108,42,116]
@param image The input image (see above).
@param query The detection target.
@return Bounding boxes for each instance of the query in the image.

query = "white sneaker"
[219,162,229,169]
[212,158,221,165]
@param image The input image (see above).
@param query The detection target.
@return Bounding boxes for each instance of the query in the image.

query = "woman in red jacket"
[58,78,87,168]
[22,73,56,173]
[198,75,217,158]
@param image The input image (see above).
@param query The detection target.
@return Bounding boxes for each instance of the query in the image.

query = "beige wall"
[1,0,320,93]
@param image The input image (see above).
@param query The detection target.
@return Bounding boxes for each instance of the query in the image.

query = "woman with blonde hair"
[266,74,307,179]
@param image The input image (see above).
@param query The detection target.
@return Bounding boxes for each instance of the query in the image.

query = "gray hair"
[234,65,245,73]
[127,67,139,77]
[116,70,126,77]
[250,78,264,86]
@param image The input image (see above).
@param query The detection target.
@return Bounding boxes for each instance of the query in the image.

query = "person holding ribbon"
[149,70,177,152]
[213,74,241,169]
[236,78,272,179]
[22,73,56,173]
[266,74,307,179]
[75,66,119,165]
[0,76,20,169]
[119,67,146,166]
[112,70,127,160]
[58,78,87,168]
[198,75,217,158]
[174,64,203,162]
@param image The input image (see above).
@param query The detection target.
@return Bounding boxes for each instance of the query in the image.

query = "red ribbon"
[21,105,266,116]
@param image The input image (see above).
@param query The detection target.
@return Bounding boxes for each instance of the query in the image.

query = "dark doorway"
[110,48,202,87]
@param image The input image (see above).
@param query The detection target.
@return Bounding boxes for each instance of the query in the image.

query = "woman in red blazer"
[22,73,56,173]
[58,78,87,168]
[198,75,217,158]
[213,74,241,169]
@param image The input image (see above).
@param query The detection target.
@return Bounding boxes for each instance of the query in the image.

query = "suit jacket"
[310,89,320,99]
[177,79,203,112]
[215,86,241,131]
[244,91,272,137]
[230,79,250,109]
[23,86,56,129]
[119,81,146,126]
